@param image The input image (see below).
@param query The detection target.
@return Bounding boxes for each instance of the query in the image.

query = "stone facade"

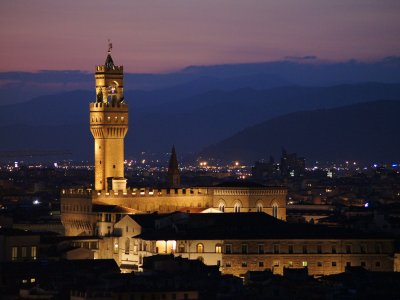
[97,213,394,277]
[61,186,287,236]
[221,239,394,277]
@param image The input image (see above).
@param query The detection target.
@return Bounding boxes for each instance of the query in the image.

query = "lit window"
[234,203,241,213]
[197,243,204,253]
[256,202,263,212]
[12,247,18,261]
[302,261,308,267]
[215,245,222,253]
[113,239,119,254]
[272,204,278,218]
[31,246,37,260]
[288,261,293,267]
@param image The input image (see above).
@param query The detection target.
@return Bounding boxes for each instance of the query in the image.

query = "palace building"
[60,48,287,237]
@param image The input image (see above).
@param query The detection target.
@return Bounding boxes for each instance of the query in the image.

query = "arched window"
[234,202,241,213]
[197,243,204,253]
[218,202,225,212]
[256,202,263,212]
[125,238,130,254]
[215,244,222,253]
[272,203,278,218]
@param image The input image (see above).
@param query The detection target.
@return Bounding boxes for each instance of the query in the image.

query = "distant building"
[280,148,305,178]
[0,228,39,262]
[166,145,181,188]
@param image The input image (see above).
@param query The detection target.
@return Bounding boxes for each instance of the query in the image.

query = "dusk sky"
[1,0,400,73]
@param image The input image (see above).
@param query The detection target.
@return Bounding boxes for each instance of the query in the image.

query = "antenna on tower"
[108,39,113,54]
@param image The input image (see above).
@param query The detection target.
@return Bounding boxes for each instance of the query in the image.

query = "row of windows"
[11,246,37,261]
[218,203,278,216]
[224,260,382,268]
[91,116,125,123]
[124,242,383,255]
[62,204,90,213]
[224,243,383,254]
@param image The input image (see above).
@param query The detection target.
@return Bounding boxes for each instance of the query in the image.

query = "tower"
[90,44,128,191]
[167,145,180,187]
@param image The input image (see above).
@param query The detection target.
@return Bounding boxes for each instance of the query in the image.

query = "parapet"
[96,65,123,73]
[61,188,93,198]
[93,187,208,198]
[90,102,128,110]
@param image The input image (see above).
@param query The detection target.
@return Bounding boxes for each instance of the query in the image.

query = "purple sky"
[1,0,400,73]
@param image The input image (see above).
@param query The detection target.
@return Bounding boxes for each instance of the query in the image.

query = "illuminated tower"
[90,43,128,191]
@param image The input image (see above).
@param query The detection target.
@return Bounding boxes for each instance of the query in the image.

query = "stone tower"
[167,145,180,187]
[90,45,128,191]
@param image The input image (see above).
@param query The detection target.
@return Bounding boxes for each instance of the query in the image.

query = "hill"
[199,100,400,164]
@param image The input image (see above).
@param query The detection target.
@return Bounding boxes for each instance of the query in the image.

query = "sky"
[1,0,400,73]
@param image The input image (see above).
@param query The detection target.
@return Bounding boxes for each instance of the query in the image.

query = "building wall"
[90,103,129,191]
[60,192,94,236]
[221,239,394,277]
[61,187,287,236]
[0,235,39,262]
[105,236,393,277]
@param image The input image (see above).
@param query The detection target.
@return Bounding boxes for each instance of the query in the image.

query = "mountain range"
[0,81,400,163]
[199,100,400,164]
[2,56,400,105]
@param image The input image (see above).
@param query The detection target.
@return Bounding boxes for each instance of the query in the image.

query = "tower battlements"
[90,102,128,109]
[96,65,123,72]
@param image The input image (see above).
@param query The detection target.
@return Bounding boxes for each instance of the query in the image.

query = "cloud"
[284,55,318,61]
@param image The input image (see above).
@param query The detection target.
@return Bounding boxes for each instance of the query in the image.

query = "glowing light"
[33,199,40,205]
[364,203,369,208]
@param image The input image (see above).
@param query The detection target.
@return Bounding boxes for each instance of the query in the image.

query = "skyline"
[1,0,400,73]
